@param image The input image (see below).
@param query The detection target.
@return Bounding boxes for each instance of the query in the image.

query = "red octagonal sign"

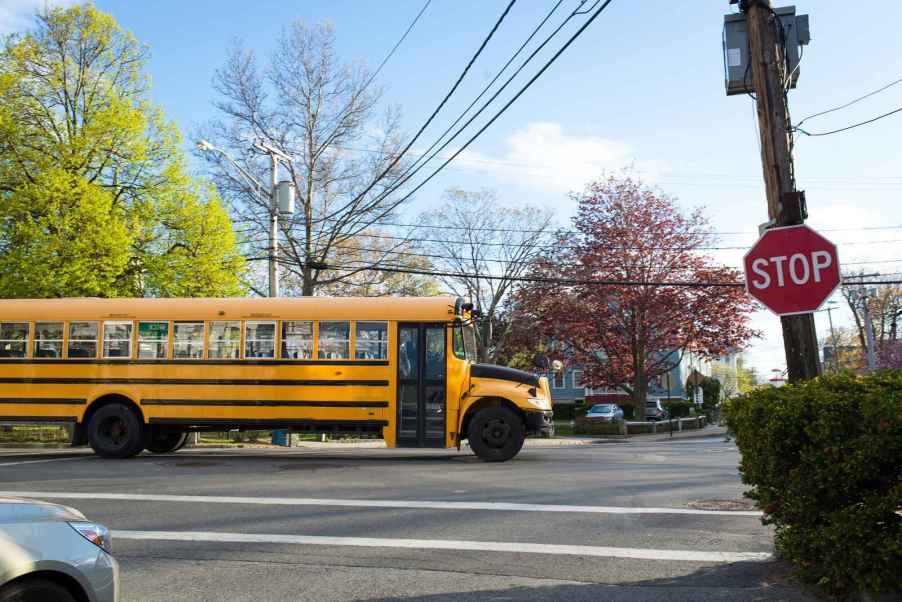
[743,225,841,316]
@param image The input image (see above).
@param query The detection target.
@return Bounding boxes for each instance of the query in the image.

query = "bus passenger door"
[397,323,446,448]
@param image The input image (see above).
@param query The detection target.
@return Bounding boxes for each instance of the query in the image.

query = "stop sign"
[743,225,841,316]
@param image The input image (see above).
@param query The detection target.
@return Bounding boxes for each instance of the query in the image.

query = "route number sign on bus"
[743,224,841,316]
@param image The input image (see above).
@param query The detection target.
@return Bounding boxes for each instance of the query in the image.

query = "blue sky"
[3,0,901,378]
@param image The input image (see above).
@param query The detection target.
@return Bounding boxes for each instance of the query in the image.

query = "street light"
[815,300,841,372]
[196,139,294,297]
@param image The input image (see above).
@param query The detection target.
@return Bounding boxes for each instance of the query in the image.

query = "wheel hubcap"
[482,418,511,449]
[100,417,128,447]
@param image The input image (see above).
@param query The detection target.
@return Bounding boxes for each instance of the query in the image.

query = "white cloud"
[450,122,662,194]
[0,0,75,36]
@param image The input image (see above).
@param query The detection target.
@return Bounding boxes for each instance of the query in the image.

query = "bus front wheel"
[87,403,145,459]
[145,429,189,454]
[467,407,525,462]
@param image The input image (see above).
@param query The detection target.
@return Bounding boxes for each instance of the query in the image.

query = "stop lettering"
[743,225,841,316]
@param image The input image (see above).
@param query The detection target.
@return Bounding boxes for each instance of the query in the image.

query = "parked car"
[644,399,669,422]
[0,497,118,602]
[585,403,625,422]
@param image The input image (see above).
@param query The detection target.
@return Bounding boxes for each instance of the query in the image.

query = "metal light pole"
[815,301,840,372]
[197,140,294,297]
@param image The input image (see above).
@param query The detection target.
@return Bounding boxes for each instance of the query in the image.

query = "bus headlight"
[526,398,550,411]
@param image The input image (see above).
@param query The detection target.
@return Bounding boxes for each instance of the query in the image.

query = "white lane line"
[0,491,763,517]
[0,456,87,467]
[113,529,772,563]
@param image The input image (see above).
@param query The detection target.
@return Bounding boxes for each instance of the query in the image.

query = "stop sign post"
[743,225,841,316]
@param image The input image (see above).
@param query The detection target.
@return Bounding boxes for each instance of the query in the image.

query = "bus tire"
[87,403,145,459]
[145,430,188,454]
[467,406,525,462]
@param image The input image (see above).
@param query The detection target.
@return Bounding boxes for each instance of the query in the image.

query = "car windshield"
[589,404,614,413]
[646,402,658,408]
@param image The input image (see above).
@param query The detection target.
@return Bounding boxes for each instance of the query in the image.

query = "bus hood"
[470,364,540,387]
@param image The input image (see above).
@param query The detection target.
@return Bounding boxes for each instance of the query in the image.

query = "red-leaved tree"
[517,176,758,416]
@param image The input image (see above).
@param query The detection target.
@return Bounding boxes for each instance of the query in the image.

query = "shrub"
[725,371,902,597]
[663,399,692,418]
[573,417,623,435]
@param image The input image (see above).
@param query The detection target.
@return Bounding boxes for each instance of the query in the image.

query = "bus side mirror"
[532,353,549,370]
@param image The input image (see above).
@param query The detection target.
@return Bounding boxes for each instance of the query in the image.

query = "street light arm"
[197,141,268,194]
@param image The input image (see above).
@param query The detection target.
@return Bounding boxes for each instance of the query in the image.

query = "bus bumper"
[524,410,554,438]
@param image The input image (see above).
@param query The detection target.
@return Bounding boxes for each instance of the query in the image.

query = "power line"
[355,0,586,219]
[364,0,433,90]
[311,0,518,224]
[314,0,617,228]
[795,74,902,128]
[385,0,568,191]
[243,256,902,289]
[241,228,902,252]
[794,105,902,137]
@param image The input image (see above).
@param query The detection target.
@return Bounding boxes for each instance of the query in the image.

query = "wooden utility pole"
[745,0,820,382]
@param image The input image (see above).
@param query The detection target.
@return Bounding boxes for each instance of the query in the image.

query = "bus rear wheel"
[87,403,145,459]
[467,407,525,462]
[145,429,188,454]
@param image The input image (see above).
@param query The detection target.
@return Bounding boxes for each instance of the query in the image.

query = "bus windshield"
[453,322,478,362]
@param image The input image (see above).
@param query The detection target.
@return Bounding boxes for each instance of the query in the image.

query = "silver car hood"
[0,497,87,524]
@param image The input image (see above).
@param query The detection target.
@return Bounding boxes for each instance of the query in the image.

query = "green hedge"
[573,417,624,436]
[725,371,902,597]
[662,399,692,418]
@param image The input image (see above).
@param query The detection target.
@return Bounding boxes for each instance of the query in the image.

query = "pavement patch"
[113,529,773,563]
[0,455,87,467]
[0,490,764,517]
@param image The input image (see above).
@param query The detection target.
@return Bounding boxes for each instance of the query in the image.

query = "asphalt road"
[0,436,815,601]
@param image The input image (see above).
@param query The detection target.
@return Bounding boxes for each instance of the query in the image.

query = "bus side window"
[0,322,28,358]
[173,322,205,359]
[209,321,241,359]
[34,322,63,358]
[68,322,98,358]
[102,321,133,359]
[137,321,169,359]
[355,322,387,360]
[245,321,276,359]
[319,321,349,359]
[281,321,313,359]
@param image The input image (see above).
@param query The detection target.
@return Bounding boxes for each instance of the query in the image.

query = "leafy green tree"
[0,4,244,298]
[0,168,130,297]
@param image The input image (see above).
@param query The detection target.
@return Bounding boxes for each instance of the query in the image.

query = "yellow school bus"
[0,296,552,461]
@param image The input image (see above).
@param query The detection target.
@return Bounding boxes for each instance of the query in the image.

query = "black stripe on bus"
[0,398,86,405]
[0,378,389,387]
[141,399,388,408]
[0,359,389,366]
[0,416,77,423]
[148,418,388,430]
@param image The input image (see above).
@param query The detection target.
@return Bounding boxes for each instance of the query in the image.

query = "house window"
[102,321,133,359]
[553,371,565,389]
[572,369,583,389]
[33,322,63,358]
[68,322,98,358]
[137,321,169,359]
[209,321,241,359]
[0,322,28,358]
[356,321,388,360]
[173,322,204,359]
[245,321,276,359]
[281,321,313,360]
[318,321,350,359]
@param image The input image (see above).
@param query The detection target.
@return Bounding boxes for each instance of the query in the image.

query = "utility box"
[276,180,295,215]
[723,6,810,96]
